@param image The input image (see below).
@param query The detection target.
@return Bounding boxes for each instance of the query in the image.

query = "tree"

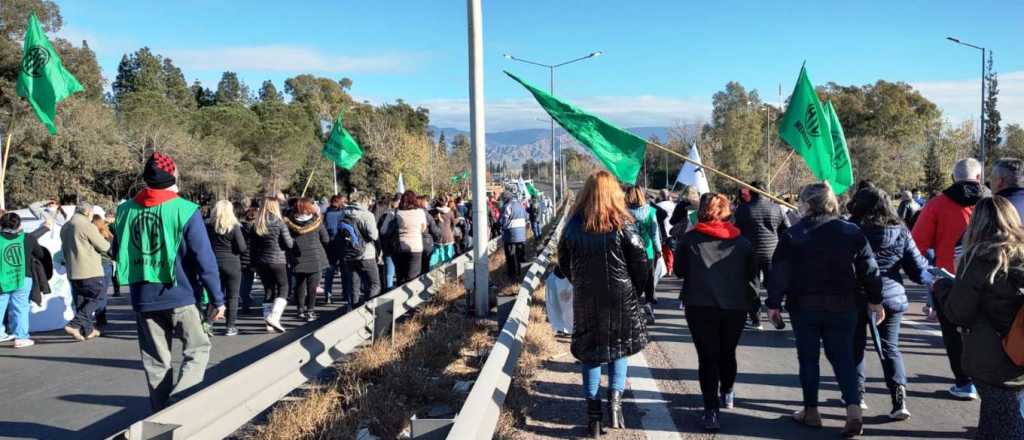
[984,52,1002,161]
[215,71,250,105]
[705,82,764,189]
[923,141,944,195]
[191,80,215,107]
[112,47,167,104]
[162,58,195,109]
[258,80,283,103]
[1003,124,1024,160]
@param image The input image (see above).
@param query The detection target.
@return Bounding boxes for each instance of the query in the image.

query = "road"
[629,278,979,439]
[0,284,349,440]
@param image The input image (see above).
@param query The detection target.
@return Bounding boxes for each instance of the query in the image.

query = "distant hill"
[428,125,692,166]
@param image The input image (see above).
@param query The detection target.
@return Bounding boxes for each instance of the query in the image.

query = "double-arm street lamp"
[503,51,602,204]
[946,37,988,165]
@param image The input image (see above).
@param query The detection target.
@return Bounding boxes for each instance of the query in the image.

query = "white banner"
[675,143,710,195]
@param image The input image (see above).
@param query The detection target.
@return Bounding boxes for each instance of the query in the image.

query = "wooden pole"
[648,141,797,210]
[0,103,17,212]
[769,149,796,186]
[300,166,317,198]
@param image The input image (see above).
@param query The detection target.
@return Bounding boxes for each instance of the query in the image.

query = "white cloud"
[411,95,711,131]
[164,46,423,74]
[913,71,1024,128]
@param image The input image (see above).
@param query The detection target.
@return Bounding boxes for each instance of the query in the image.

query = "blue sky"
[55,0,1024,131]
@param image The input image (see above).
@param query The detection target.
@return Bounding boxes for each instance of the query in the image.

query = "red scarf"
[133,188,179,207]
[694,220,740,240]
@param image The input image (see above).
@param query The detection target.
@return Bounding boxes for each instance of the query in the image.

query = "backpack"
[336,210,366,261]
[379,212,403,255]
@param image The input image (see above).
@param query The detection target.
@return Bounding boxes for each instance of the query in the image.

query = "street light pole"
[504,51,602,203]
[467,0,489,317]
[947,37,988,166]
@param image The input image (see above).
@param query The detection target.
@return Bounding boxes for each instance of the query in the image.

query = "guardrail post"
[410,418,454,439]
[372,298,395,342]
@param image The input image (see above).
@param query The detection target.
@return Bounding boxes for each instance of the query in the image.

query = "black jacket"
[285,215,329,273]
[423,209,441,252]
[206,223,248,264]
[668,199,693,240]
[856,223,929,313]
[558,216,649,363]
[943,255,1024,389]
[250,215,294,266]
[673,227,758,311]
[16,228,51,306]
[239,222,254,269]
[767,217,883,312]
[733,194,789,265]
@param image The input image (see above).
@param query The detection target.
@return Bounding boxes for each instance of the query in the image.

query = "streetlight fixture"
[946,36,988,165]
[503,51,602,205]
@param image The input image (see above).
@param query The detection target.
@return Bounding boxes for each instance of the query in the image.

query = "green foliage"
[215,71,250,106]
[704,82,764,190]
[258,80,283,103]
[984,52,1001,160]
[1004,124,1024,160]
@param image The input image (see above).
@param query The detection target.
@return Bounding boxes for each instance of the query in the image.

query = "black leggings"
[395,252,422,285]
[257,263,289,303]
[686,306,747,410]
[292,271,320,314]
[217,258,242,327]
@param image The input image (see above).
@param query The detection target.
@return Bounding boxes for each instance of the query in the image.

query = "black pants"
[504,242,526,279]
[643,265,656,304]
[749,262,770,324]
[936,299,972,387]
[217,258,242,328]
[69,277,106,335]
[421,244,434,277]
[396,252,422,285]
[257,263,289,303]
[291,271,320,314]
[343,258,381,309]
[686,306,747,410]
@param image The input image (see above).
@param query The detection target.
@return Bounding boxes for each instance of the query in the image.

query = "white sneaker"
[13,339,35,348]
[0,335,14,343]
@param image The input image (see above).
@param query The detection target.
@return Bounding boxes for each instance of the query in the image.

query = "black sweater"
[206,223,248,262]
[285,215,329,273]
[673,230,758,311]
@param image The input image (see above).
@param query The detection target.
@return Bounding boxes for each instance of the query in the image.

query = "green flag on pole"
[15,13,84,135]
[451,170,469,184]
[778,64,843,193]
[322,111,363,170]
[822,100,854,195]
[525,181,539,197]
[506,71,647,185]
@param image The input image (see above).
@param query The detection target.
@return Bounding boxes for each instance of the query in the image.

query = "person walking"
[418,195,441,276]
[206,200,247,335]
[238,204,257,314]
[112,152,224,412]
[766,182,884,437]
[912,157,988,399]
[654,189,677,271]
[500,193,529,280]
[625,186,661,320]
[285,198,329,321]
[91,214,115,328]
[339,192,380,310]
[673,192,757,431]
[377,194,400,290]
[61,202,112,341]
[896,190,921,229]
[321,195,345,304]
[557,170,649,437]
[848,187,931,420]
[733,181,789,330]
[393,191,427,284]
[251,197,293,332]
[0,213,50,348]
[940,195,1024,439]
[429,196,457,268]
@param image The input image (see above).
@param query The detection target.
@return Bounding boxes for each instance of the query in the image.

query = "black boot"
[608,390,624,429]
[586,398,603,438]
[889,385,911,420]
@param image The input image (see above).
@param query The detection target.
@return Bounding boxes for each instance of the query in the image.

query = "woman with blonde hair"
[942,196,1024,439]
[557,170,649,437]
[206,200,248,335]
[250,197,293,332]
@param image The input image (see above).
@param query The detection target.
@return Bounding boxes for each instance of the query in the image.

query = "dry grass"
[247,252,518,440]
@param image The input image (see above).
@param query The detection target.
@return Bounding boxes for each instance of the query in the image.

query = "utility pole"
[467,0,489,317]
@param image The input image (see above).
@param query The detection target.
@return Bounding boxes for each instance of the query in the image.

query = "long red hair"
[571,170,633,233]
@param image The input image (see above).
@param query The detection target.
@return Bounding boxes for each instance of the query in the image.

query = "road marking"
[628,351,684,440]
[902,319,943,337]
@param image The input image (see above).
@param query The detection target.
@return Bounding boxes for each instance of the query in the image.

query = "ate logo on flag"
[21,45,49,78]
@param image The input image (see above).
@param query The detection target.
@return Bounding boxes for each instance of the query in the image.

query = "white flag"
[396,173,406,194]
[675,143,710,194]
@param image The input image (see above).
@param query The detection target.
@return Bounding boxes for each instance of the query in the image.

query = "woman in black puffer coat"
[557,170,649,438]
[251,197,293,332]
[848,187,930,421]
[285,198,329,322]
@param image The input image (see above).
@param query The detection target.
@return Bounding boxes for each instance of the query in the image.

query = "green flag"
[15,13,84,135]
[506,71,647,185]
[451,170,469,184]
[322,111,363,170]
[778,65,840,193]
[823,100,854,195]
[525,181,539,197]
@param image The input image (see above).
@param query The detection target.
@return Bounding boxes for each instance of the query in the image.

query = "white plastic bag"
[545,273,574,334]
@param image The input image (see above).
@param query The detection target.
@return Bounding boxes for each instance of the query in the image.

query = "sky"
[54,0,1024,132]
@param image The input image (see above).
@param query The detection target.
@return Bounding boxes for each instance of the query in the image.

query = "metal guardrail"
[108,238,501,440]
[445,204,571,439]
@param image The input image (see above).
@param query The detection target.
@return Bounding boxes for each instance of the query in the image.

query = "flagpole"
[300,166,317,198]
[768,149,796,187]
[0,102,18,211]
[648,141,797,210]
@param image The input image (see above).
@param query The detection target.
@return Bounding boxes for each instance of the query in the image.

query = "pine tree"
[437,131,448,153]
[258,80,283,103]
[924,141,945,195]
[215,71,250,105]
[984,51,1001,160]
[162,58,195,109]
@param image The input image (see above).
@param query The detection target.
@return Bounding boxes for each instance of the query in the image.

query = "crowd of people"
[0,151,554,413]
[560,157,1024,439]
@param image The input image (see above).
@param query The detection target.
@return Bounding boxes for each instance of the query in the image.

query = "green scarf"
[115,197,198,285]
[0,233,26,292]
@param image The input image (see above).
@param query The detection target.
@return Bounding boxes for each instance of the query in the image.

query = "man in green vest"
[112,152,225,412]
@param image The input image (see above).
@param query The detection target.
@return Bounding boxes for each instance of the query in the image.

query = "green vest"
[637,207,657,260]
[115,197,198,285]
[0,233,26,292]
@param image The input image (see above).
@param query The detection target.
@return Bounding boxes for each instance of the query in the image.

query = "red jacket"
[911,181,987,272]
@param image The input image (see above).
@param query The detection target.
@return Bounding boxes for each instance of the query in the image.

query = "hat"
[143,152,177,189]
[91,205,105,218]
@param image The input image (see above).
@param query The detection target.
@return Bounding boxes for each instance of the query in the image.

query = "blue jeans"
[532,221,542,240]
[240,268,255,309]
[96,261,114,314]
[855,310,907,390]
[581,357,629,399]
[791,309,860,407]
[0,278,33,340]
[322,260,342,299]
[383,255,396,290]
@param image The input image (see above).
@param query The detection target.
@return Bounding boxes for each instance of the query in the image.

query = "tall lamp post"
[503,51,602,204]
[946,37,988,165]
